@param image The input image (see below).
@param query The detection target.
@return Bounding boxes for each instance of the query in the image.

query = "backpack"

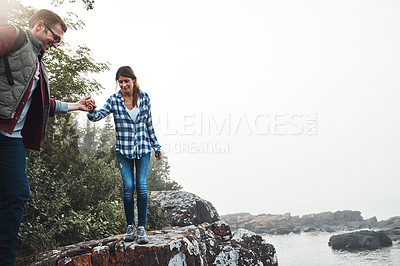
[1,25,28,85]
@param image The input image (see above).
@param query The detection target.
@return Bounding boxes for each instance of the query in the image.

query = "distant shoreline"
[221,210,400,241]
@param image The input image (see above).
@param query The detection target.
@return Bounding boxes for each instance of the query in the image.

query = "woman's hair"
[29,9,68,32]
[116,66,141,106]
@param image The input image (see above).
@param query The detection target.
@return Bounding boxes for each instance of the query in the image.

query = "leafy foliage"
[149,151,182,191]
[1,0,34,26]
[147,196,168,230]
[51,0,95,10]
[44,45,109,101]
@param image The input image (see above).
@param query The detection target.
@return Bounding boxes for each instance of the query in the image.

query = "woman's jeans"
[0,134,30,266]
[116,152,150,227]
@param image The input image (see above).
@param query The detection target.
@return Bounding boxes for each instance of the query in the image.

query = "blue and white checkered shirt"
[87,90,161,159]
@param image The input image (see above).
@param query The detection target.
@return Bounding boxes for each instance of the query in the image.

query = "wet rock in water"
[328,230,392,251]
[151,190,220,226]
[24,221,278,266]
[220,229,278,265]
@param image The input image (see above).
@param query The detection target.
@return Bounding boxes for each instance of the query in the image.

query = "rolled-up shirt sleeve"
[49,99,68,117]
[87,97,112,122]
[55,100,68,114]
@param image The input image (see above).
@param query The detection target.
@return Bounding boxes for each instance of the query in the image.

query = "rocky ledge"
[25,191,278,265]
[25,221,277,266]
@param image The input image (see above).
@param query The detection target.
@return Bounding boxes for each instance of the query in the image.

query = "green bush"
[147,195,168,230]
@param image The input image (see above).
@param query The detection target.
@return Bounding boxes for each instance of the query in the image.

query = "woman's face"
[118,75,134,94]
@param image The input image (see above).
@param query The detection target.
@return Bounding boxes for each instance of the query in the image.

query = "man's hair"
[28,9,67,32]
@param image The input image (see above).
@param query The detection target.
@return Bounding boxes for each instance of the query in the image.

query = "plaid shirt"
[87,90,161,159]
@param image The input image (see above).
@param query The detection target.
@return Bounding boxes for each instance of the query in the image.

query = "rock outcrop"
[25,221,278,266]
[151,191,220,226]
[222,210,378,235]
[374,216,400,241]
[24,191,278,265]
[328,230,392,250]
[222,211,400,243]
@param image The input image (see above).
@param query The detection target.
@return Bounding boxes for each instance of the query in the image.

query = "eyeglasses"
[44,23,62,46]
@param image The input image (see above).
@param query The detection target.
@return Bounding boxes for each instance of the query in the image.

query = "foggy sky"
[21,0,400,220]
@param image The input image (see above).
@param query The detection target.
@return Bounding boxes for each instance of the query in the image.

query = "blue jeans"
[116,152,150,227]
[0,134,30,266]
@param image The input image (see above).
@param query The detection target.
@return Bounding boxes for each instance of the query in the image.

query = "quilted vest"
[0,27,49,119]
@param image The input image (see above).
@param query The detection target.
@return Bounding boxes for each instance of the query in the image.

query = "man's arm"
[67,96,95,112]
[49,96,95,117]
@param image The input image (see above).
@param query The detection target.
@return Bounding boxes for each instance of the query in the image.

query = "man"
[0,9,95,265]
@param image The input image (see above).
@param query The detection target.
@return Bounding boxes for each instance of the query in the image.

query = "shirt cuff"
[55,100,68,114]
[87,112,94,120]
[154,146,162,154]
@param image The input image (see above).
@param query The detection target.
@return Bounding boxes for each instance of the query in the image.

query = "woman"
[87,66,161,244]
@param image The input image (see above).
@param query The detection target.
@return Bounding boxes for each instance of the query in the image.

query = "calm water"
[262,232,400,266]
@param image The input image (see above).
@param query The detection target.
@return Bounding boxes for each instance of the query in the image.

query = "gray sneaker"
[124,224,137,242]
[136,226,149,244]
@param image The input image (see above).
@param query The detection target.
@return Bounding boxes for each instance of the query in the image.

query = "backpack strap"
[3,25,27,85]
[3,56,13,85]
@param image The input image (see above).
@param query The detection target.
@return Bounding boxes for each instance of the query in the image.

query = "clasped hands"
[72,96,97,112]
[85,96,96,113]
